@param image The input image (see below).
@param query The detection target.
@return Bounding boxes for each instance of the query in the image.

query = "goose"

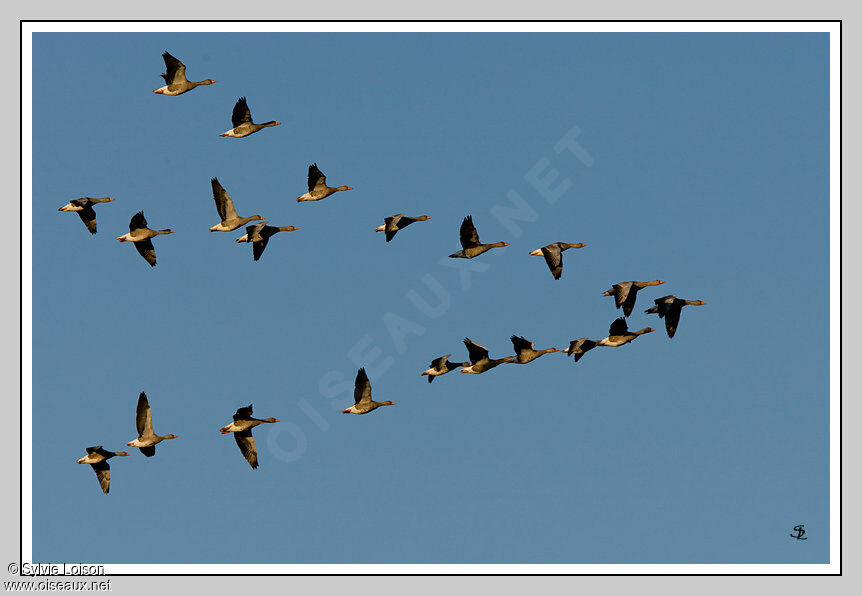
[153,51,215,95]
[236,222,299,261]
[116,211,174,267]
[509,335,559,363]
[342,368,395,414]
[644,295,707,338]
[460,338,514,374]
[76,447,129,494]
[603,280,666,317]
[375,214,432,242]
[449,215,508,258]
[220,405,279,469]
[58,197,113,234]
[219,97,280,138]
[296,163,353,202]
[562,338,598,362]
[597,317,654,347]
[125,392,178,457]
[421,354,469,383]
[208,178,265,232]
[529,242,586,280]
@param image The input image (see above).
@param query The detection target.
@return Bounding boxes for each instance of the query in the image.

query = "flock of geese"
[68,51,706,493]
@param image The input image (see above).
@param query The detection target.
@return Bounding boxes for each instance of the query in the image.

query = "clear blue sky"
[31,32,828,564]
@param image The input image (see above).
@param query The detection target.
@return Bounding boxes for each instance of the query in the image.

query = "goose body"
[597,317,654,347]
[562,338,598,362]
[236,223,299,261]
[153,52,215,95]
[208,177,265,231]
[296,163,353,202]
[116,211,174,267]
[645,295,706,338]
[219,97,280,138]
[421,354,469,383]
[603,280,666,317]
[125,392,178,457]
[509,335,559,363]
[449,215,508,258]
[460,338,514,374]
[529,242,586,280]
[220,405,279,469]
[376,213,432,242]
[76,446,129,494]
[343,368,395,414]
[59,197,114,234]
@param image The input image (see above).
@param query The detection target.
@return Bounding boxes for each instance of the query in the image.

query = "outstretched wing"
[135,392,154,438]
[234,430,258,469]
[384,214,403,242]
[76,206,98,234]
[252,236,270,261]
[541,245,563,280]
[308,163,326,192]
[91,461,111,494]
[129,211,148,232]
[233,405,253,422]
[664,307,682,338]
[463,338,489,363]
[459,215,480,249]
[510,335,534,354]
[139,446,156,458]
[430,354,451,369]
[231,97,252,128]
[135,239,157,267]
[161,52,187,84]
[354,368,372,404]
[211,177,238,221]
[608,317,629,336]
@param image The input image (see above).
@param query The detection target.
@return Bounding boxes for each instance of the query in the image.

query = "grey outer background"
[2,2,853,594]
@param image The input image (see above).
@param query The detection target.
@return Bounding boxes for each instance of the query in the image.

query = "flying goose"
[58,197,114,234]
[116,211,174,267]
[76,446,129,494]
[529,242,587,280]
[603,280,666,317]
[220,405,279,469]
[125,392,178,457]
[562,338,598,362]
[342,368,395,414]
[296,163,353,202]
[208,178,265,232]
[421,354,469,383]
[219,97,280,138]
[375,214,432,242]
[597,317,654,347]
[644,295,707,338]
[509,335,559,364]
[449,215,508,259]
[460,338,514,374]
[236,222,299,261]
[153,52,215,95]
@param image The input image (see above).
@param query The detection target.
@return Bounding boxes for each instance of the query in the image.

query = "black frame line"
[18,18,841,578]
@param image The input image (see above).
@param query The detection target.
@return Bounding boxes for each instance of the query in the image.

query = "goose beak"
[501,242,509,246]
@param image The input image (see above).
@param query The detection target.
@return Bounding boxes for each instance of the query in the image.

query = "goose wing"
[308,163,326,193]
[91,461,111,494]
[459,215,480,249]
[608,317,629,337]
[129,211,148,233]
[134,238,157,267]
[76,206,98,234]
[384,214,404,242]
[234,430,258,469]
[231,97,252,128]
[161,52,188,84]
[135,392,155,438]
[463,338,489,363]
[211,177,238,221]
[430,354,451,370]
[510,335,534,354]
[540,245,564,279]
[233,405,253,422]
[612,283,631,309]
[354,368,372,404]
[664,305,682,338]
[252,236,270,261]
